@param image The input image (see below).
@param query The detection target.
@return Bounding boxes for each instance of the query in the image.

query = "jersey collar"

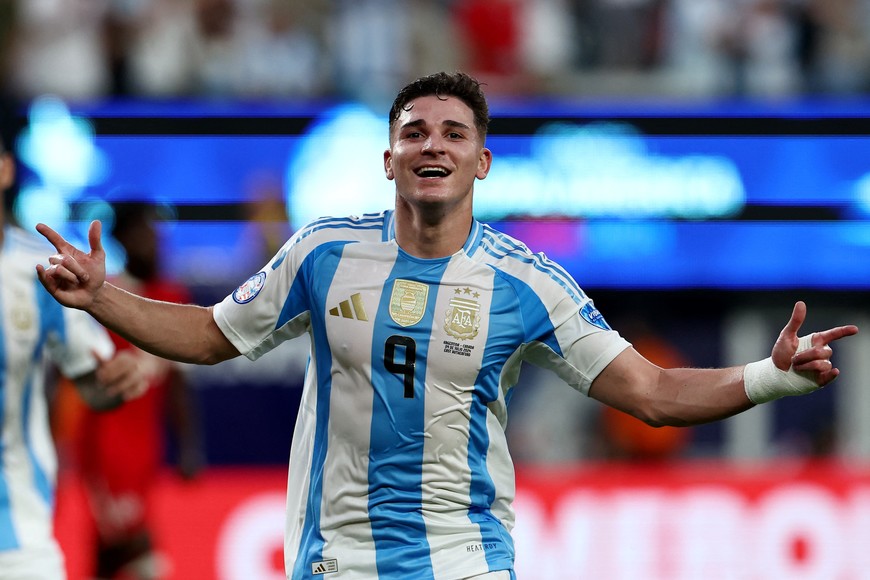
[383,209,484,257]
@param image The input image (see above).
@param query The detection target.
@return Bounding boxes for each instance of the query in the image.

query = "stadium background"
[2,1,870,578]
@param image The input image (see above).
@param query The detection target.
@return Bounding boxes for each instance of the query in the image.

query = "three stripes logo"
[329,293,368,321]
[311,558,338,575]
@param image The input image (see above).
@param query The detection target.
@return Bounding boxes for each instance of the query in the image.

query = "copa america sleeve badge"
[232,272,267,304]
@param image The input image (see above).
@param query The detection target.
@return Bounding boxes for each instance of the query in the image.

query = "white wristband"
[743,334,818,404]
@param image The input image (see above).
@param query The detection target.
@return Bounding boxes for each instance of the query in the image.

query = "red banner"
[55,461,870,579]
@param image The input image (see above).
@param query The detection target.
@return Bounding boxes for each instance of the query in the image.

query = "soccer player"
[34,72,858,580]
[0,106,147,579]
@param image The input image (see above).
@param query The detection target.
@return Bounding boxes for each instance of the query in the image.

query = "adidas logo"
[329,293,368,321]
[311,558,338,575]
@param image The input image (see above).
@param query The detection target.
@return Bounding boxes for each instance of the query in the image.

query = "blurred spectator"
[738,0,803,97]
[231,0,326,98]
[520,0,578,84]
[572,0,665,69]
[123,0,201,97]
[660,0,742,96]
[407,0,464,84]
[798,0,870,95]
[328,0,413,105]
[4,0,870,100]
[0,1,16,80]
[10,0,113,100]
[452,0,527,94]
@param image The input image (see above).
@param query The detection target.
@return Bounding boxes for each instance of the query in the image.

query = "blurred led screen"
[17,98,870,290]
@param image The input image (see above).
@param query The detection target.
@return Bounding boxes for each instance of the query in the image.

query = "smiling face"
[384,95,492,219]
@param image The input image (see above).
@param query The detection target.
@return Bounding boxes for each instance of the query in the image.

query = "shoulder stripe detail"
[480,227,587,303]
[291,212,387,247]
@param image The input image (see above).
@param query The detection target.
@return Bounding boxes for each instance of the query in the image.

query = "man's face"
[384,95,491,212]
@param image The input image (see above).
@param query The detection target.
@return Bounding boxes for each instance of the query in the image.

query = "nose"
[421,134,444,154]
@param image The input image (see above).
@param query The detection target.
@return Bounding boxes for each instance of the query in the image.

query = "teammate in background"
[0,102,147,580]
[34,72,858,580]
[71,201,204,580]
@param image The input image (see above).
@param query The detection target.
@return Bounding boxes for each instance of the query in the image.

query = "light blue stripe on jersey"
[28,283,61,507]
[465,274,532,569]
[0,281,17,551]
[289,244,348,579]
[368,254,449,579]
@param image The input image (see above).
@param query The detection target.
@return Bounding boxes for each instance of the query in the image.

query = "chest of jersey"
[316,244,521,390]
[308,243,523,453]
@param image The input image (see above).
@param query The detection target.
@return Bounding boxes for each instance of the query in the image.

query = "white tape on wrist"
[743,334,818,404]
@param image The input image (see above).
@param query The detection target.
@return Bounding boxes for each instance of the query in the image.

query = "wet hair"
[388,72,490,142]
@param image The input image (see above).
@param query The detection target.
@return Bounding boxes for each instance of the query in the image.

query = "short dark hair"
[388,72,490,142]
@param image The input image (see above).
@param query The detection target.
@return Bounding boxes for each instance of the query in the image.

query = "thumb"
[88,220,104,255]
[781,301,807,340]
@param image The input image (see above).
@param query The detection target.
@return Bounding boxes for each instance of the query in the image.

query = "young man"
[0,110,147,579]
[34,72,858,580]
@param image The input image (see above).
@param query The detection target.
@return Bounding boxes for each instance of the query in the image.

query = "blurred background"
[1,0,869,578]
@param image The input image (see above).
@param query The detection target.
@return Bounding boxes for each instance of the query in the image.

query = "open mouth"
[415,166,450,178]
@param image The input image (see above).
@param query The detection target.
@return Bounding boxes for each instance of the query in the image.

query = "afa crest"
[389,279,429,327]
[444,288,481,340]
[11,306,33,331]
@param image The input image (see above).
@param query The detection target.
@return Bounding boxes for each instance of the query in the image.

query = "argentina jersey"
[0,226,114,558]
[213,210,630,580]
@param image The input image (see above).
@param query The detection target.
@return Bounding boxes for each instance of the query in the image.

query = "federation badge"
[444,289,481,340]
[233,272,267,304]
[389,279,429,327]
[10,306,33,331]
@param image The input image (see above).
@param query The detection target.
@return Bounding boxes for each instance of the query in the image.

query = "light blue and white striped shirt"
[0,226,113,558]
[214,210,630,580]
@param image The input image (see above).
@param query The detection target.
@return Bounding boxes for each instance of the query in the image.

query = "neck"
[393,201,473,259]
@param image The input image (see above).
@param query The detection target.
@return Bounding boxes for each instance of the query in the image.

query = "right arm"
[36,220,239,365]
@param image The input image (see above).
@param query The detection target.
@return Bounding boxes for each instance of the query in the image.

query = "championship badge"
[389,279,429,327]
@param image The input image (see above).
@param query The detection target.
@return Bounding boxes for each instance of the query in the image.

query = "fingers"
[814,324,859,346]
[781,301,807,339]
[792,359,840,387]
[35,222,70,252]
[95,350,150,401]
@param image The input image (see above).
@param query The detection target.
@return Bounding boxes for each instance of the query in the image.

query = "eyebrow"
[400,119,472,132]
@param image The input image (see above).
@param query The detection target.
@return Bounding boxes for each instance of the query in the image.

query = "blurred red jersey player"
[75,202,203,580]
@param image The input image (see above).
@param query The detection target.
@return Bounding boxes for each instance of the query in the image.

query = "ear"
[476,147,493,180]
[384,148,395,180]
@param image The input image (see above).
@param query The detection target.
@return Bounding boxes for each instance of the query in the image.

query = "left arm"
[589,301,858,427]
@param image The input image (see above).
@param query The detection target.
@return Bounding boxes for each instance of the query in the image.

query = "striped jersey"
[213,210,630,580]
[0,226,114,556]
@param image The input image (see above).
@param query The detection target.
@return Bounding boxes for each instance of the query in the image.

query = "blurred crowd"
[1,0,869,106]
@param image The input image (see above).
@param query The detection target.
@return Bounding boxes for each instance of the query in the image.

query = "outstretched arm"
[36,221,240,365]
[589,301,859,427]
